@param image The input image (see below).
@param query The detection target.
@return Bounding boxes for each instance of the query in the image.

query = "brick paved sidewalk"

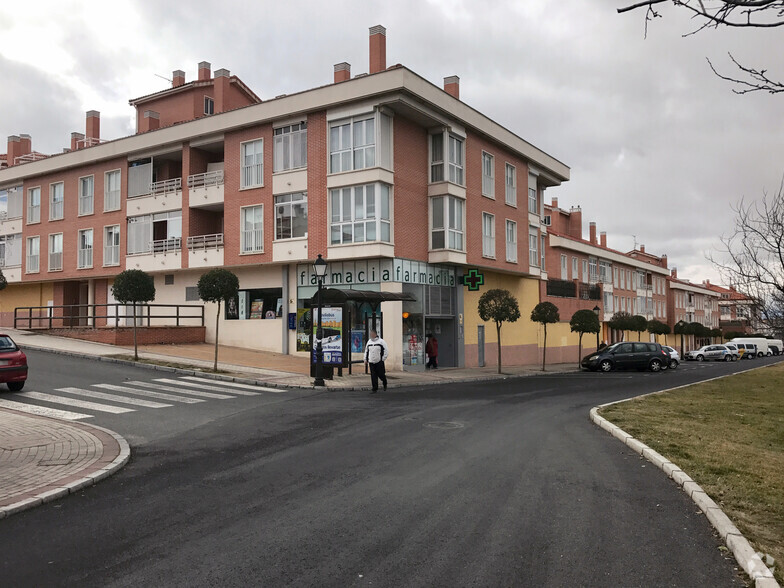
[0,407,130,519]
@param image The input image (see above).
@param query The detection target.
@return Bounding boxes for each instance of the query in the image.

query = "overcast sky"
[2,0,782,285]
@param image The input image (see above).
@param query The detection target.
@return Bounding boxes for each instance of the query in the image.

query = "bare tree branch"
[707,54,784,93]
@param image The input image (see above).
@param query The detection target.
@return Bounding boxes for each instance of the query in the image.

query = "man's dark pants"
[369,361,387,391]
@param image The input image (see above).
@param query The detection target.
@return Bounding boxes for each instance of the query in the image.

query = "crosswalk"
[0,377,288,421]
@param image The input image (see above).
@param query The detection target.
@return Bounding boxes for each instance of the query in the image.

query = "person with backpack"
[364,329,389,393]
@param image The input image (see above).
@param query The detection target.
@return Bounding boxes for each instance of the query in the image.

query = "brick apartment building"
[701,280,759,335]
[0,25,572,370]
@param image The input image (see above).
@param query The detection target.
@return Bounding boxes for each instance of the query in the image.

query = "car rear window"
[0,336,17,350]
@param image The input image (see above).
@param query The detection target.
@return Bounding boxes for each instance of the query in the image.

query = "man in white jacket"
[364,329,389,393]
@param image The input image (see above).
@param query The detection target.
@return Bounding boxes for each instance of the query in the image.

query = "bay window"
[273,122,307,172]
[329,112,392,174]
[528,227,538,267]
[430,195,464,251]
[528,173,538,214]
[330,183,391,245]
[274,192,308,240]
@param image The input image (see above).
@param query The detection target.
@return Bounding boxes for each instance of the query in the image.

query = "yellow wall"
[0,282,54,326]
[464,273,541,346]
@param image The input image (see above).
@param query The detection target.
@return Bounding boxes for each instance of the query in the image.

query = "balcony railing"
[187,233,224,250]
[187,170,224,189]
[75,137,102,149]
[152,237,182,254]
[13,153,47,165]
[49,252,63,271]
[150,177,182,196]
[78,248,93,268]
[26,255,39,273]
[104,245,120,266]
[50,200,64,220]
[14,303,204,330]
[78,196,94,216]
[579,283,601,300]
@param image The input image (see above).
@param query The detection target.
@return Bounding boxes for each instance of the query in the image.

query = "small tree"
[646,319,670,343]
[723,330,743,341]
[197,268,240,372]
[709,327,723,343]
[531,302,560,372]
[674,320,691,357]
[608,311,634,341]
[111,269,156,360]
[0,269,7,292]
[630,315,648,341]
[570,309,600,368]
[690,321,709,347]
[478,289,521,374]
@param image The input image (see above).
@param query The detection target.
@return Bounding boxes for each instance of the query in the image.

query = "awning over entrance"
[306,288,416,309]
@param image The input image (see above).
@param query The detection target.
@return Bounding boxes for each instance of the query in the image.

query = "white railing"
[79,196,94,216]
[26,255,39,273]
[50,200,64,220]
[13,153,47,165]
[187,170,224,189]
[482,175,494,197]
[241,229,263,253]
[49,252,63,271]
[0,211,6,221]
[78,248,93,268]
[187,233,224,250]
[75,137,102,149]
[151,237,182,254]
[150,178,182,196]
[104,244,119,266]
[105,190,120,211]
[27,205,40,223]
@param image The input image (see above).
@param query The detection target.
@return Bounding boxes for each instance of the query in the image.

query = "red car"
[0,334,27,391]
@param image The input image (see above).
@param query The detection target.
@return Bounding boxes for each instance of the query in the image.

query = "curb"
[590,365,780,587]
[0,417,131,520]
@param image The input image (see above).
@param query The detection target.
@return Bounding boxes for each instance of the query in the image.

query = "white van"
[731,337,770,358]
[767,339,783,356]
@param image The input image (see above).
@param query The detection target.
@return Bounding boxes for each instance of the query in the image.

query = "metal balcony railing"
[187,170,224,189]
[75,137,102,149]
[150,177,182,196]
[49,252,63,271]
[14,303,204,330]
[26,255,39,273]
[546,279,577,298]
[152,237,182,254]
[50,200,64,220]
[13,153,47,165]
[187,233,224,250]
[78,248,93,268]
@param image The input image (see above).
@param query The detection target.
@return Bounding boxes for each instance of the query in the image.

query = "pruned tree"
[631,315,649,341]
[710,327,723,342]
[570,309,601,368]
[690,321,710,347]
[478,289,521,374]
[197,268,240,372]
[531,301,560,372]
[674,320,691,357]
[608,311,634,340]
[0,269,7,292]
[647,318,671,342]
[723,329,744,340]
[111,269,156,360]
[618,1,784,94]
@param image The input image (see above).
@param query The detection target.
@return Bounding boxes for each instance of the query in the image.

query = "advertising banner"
[312,306,343,365]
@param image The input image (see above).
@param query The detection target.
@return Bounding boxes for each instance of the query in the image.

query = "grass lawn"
[600,362,784,584]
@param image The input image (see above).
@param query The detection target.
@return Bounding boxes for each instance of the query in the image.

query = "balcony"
[187,233,224,269]
[128,239,182,273]
[188,170,224,209]
[545,279,601,301]
[151,178,182,196]
[152,237,182,254]
[126,178,182,216]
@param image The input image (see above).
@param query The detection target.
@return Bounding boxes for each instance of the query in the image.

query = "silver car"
[686,345,732,362]
[662,345,680,369]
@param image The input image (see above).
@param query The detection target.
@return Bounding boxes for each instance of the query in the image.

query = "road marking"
[20,392,135,414]
[56,387,172,409]
[94,383,205,404]
[154,378,255,396]
[179,376,282,393]
[126,381,235,399]
[0,398,92,421]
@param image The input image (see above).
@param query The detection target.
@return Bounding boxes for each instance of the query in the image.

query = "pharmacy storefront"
[296,258,461,369]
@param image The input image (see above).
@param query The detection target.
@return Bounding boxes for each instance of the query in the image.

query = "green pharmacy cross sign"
[463,269,484,291]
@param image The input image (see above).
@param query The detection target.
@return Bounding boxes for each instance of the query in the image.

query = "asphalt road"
[3,351,779,587]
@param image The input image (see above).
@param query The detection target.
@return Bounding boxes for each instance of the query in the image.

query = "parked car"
[730,337,769,358]
[581,342,670,373]
[685,345,733,362]
[735,343,757,359]
[723,343,741,361]
[767,339,783,356]
[0,334,28,391]
[662,345,680,369]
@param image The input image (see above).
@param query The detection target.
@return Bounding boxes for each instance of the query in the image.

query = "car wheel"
[696,355,704,362]
[669,359,679,369]
[599,359,613,373]
[724,355,732,362]
[7,381,24,392]
[649,359,662,372]
[758,352,764,358]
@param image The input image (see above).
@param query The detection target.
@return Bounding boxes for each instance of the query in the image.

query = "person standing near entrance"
[364,329,389,393]
[426,333,438,369]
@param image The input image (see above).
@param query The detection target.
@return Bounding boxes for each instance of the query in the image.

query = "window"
[78,229,93,268]
[0,185,23,220]
[541,235,546,270]
[274,192,308,240]
[127,211,181,255]
[330,183,391,245]
[572,257,578,280]
[49,233,63,271]
[430,133,444,182]
[431,196,464,251]
[528,227,538,267]
[589,258,598,283]
[505,163,516,206]
[482,152,494,198]
[582,259,588,283]
[604,291,613,313]
[613,267,619,288]
[225,288,283,320]
[240,139,264,189]
[78,176,94,216]
[506,220,517,263]
[482,213,495,258]
[204,96,214,115]
[329,116,374,173]
[0,234,21,268]
[273,122,307,172]
[26,236,39,273]
[528,174,538,214]
[105,170,121,211]
[50,182,64,220]
[241,205,264,253]
[448,135,464,185]
[104,225,120,266]
[27,187,40,224]
[560,254,568,279]
[620,269,626,289]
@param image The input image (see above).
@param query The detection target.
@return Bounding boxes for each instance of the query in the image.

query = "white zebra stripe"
[57,387,172,409]
[93,383,205,404]
[126,381,235,399]
[156,378,258,396]
[0,397,92,421]
[21,391,134,414]
[179,376,283,393]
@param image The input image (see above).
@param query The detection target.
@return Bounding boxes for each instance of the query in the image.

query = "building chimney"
[589,222,597,245]
[172,69,186,87]
[569,206,582,240]
[7,135,21,166]
[86,111,100,142]
[640,244,645,253]
[140,110,160,132]
[661,254,668,268]
[551,197,558,210]
[213,68,231,113]
[600,231,607,248]
[444,75,460,99]
[369,25,386,74]
[334,62,351,83]
[71,132,85,151]
[19,134,32,157]
[671,268,678,279]
[198,61,211,81]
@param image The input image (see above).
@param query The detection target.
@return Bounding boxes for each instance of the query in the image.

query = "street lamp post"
[313,254,328,387]
[593,305,601,351]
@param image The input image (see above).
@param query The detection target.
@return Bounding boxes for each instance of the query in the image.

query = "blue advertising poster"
[351,330,364,354]
[311,306,343,365]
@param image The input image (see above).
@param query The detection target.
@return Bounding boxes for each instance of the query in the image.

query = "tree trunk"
[542,325,547,372]
[577,333,583,369]
[214,302,221,372]
[496,322,502,374]
[132,302,138,361]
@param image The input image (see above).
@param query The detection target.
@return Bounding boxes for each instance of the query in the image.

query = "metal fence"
[14,303,204,330]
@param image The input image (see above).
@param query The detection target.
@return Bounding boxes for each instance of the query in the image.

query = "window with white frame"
[330,183,391,245]
[241,205,264,253]
[613,267,619,288]
[273,122,307,172]
[127,211,181,255]
[572,256,578,280]
[26,236,39,273]
[104,225,120,266]
[482,152,494,198]
[78,176,94,216]
[560,254,568,279]
[505,163,516,206]
[528,227,539,267]
[541,235,546,270]
[27,187,41,223]
[582,259,589,283]
[204,96,214,115]
[0,234,21,268]
[50,182,64,220]
[431,195,464,251]
[506,220,517,263]
[430,133,444,182]
[48,233,63,271]
[240,139,264,189]
[604,291,613,313]
[105,170,121,211]
[448,135,464,185]
[1,186,23,219]
[481,213,495,258]
[274,192,307,240]
[528,174,538,214]
[329,116,375,173]
[78,228,93,268]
